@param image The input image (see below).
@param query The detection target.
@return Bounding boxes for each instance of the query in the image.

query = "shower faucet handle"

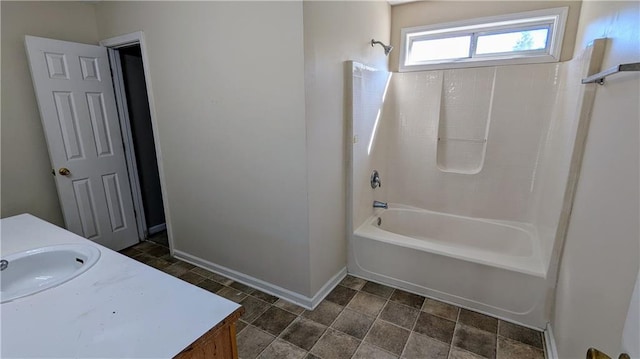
[371,170,382,189]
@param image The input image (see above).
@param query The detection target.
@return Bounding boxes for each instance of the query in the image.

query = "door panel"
[72,178,100,239]
[79,57,101,81]
[45,52,69,79]
[86,92,114,157]
[53,91,85,160]
[102,173,127,231]
[25,35,139,250]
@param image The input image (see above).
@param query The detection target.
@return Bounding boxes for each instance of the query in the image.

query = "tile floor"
[147,230,169,247]
[120,240,546,359]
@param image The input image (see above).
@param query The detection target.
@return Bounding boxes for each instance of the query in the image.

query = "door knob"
[58,168,71,176]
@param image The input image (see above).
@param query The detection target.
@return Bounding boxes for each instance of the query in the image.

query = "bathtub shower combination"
[347,48,599,329]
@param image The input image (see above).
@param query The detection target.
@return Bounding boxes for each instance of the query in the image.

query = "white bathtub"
[348,205,550,328]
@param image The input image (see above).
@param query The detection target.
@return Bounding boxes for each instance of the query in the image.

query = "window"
[399,7,568,72]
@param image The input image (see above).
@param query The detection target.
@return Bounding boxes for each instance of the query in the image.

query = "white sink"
[0,244,101,303]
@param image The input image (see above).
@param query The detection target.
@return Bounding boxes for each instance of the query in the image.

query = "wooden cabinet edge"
[174,306,245,359]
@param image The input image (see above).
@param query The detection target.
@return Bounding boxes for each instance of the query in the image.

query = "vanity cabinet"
[1,214,244,359]
[175,307,243,359]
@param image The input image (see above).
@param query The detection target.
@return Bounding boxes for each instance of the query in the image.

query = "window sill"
[399,53,560,72]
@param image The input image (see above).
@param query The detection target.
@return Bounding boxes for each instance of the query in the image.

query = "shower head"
[371,39,393,56]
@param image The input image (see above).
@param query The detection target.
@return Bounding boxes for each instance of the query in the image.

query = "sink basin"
[0,244,101,303]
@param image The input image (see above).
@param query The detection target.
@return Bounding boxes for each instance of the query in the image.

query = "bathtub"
[348,205,550,328]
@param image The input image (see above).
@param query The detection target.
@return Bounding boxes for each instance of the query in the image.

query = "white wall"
[349,62,391,230]
[1,1,99,226]
[530,55,580,269]
[530,35,605,273]
[379,64,561,222]
[552,1,640,358]
[380,0,584,225]
[95,2,311,295]
[303,1,390,294]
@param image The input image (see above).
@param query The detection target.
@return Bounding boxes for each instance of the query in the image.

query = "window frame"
[399,7,569,72]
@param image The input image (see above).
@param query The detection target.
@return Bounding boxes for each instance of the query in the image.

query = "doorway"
[113,45,167,246]
[102,33,169,247]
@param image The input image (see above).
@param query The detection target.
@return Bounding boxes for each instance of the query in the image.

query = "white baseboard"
[148,223,166,235]
[173,249,346,310]
[544,322,559,359]
[309,267,348,308]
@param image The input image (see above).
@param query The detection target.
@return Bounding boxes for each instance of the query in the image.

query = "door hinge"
[51,168,56,176]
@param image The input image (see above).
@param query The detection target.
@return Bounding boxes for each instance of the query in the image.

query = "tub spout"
[373,201,388,209]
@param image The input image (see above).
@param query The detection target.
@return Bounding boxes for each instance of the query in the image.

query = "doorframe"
[100,31,174,250]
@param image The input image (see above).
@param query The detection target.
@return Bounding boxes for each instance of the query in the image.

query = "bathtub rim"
[354,204,547,278]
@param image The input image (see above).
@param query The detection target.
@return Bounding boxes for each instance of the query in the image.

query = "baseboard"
[309,267,348,308]
[173,249,346,310]
[544,322,559,359]
[148,223,166,235]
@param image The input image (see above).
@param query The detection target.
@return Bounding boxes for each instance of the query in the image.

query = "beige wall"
[95,2,311,295]
[303,1,390,293]
[390,1,582,71]
[1,1,99,226]
[552,1,639,357]
[1,0,390,300]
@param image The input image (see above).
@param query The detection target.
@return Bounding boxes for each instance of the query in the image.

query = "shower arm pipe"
[371,39,393,56]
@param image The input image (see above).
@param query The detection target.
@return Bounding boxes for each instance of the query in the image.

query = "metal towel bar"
[581,62,640,85]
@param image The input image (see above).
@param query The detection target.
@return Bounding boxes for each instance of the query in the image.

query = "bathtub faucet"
[373,201,388,209]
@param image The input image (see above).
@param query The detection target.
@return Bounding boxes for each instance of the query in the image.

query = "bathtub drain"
[377,217,382,226]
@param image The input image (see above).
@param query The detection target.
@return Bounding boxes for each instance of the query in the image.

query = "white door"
[25,35,139,251]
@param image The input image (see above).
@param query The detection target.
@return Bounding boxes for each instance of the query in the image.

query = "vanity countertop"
[1,214,242,358]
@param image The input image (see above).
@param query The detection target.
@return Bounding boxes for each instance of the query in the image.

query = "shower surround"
[347,48,594,328]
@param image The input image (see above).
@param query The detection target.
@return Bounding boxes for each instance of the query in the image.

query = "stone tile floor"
[121,240,546,359]
[147,230,169,247]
